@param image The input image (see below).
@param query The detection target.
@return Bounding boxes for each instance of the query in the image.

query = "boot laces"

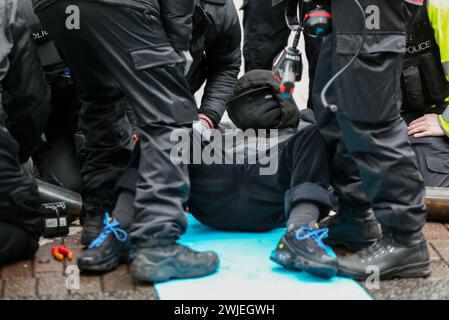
[295,227,330,251]
[88,212,128,249]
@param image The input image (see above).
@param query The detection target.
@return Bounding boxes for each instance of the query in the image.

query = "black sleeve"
[199,1,242,126]
[158,0,196,52]
[3,2,51,162]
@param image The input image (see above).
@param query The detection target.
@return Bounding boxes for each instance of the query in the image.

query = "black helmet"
[226,70,301,130]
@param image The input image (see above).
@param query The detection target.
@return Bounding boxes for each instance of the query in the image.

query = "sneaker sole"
[338,261,431,281]
[133,255,220,283]
[270,251,337,279]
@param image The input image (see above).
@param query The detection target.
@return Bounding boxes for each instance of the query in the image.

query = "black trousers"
[314,0,427,245]
[403,107,449,188]
[0,222,39,267]
[117,124,332,232]
[38,1,198,247]
[242,0,321,109]
[32,76,83,193]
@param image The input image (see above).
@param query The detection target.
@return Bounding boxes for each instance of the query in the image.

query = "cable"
[320,0,367,112]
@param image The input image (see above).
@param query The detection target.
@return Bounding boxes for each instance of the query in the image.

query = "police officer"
[242,0,322,109]
[32,0,219,283]
[22,0,85,193]
[0,0,50,266]
[403,0,449,187]
[311,0,430,280]
[75,0,242,278]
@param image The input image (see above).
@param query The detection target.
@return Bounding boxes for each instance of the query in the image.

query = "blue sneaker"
[78,213,134,273]
[271,225,338,279]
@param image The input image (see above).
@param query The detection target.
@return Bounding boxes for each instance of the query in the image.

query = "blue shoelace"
[88,212,128,250]
[295,227,330,252]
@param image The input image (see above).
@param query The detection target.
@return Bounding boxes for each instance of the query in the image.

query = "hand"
[408,114,445,138]
[193,114,214,141]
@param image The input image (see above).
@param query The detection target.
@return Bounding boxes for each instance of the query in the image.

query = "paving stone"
[428,243,441,262]
[3,278,37,299]
[103,271,133,293]
[37,273,68,297]
[428,262,449,280]
[423,223,449,241]
[431,240,449,265]
[134,284,159,300]
[1,260,33,279]
[70,275,102,295]
[34,243,64,275]
[63,234,83,249]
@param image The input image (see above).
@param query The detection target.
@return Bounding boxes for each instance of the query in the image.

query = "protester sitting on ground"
[0,0,51,266]
[76,70,343,280]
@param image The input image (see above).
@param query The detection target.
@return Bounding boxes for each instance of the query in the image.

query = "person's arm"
[3,1,50,162]
[199,1,242,127]
[409,0,449,138]
[158,0,196,53]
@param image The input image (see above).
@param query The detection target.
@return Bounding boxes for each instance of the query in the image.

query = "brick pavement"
[1,222,449,300]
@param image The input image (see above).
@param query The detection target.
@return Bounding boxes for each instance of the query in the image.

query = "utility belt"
[401,51,449,113]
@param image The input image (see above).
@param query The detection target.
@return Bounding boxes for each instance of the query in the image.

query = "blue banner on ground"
[156,215,372,300]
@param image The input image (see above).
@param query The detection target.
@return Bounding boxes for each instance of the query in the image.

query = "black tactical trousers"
[314,0,427,245]
[0,110,42,240]
[403,107,449,188]
[0,222,39,267]
[242,0,321,109]
[32,77,83,193]
[38,1,198,247]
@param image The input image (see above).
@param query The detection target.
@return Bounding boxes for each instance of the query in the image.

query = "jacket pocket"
[426,156,449,175]
[130,46,184,70]
[334,34,405,123]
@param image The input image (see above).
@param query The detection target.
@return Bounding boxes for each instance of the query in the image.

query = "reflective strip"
[439,114,449,137]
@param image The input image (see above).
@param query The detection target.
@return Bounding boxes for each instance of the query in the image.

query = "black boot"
[78,213,134,272]
[271,225,338,279]
[132,244,219,283]
[319,208,381,251]
[81,210,104,247]
[337,235,430,281]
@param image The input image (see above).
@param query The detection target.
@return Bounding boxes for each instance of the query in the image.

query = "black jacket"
[1,0,51,162]
[187,0,242,126]
[32,0,196,52]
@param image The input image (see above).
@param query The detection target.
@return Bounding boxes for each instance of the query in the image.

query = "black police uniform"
[33,0,203,247]
[401,3,449,187]
[113,0,242,230]
[314,0,427,245]
[0,0,51,266]
[242,0,322,109]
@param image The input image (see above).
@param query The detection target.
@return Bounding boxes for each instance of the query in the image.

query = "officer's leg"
[37,6,133,246]
[313,35,380,251]
[0,110,42,265]
[243,0,291,71]
[332,1,429,281]
[40,1,218,280]
[0,222,39,267]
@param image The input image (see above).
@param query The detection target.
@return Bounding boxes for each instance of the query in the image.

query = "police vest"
[401,2,449,112]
